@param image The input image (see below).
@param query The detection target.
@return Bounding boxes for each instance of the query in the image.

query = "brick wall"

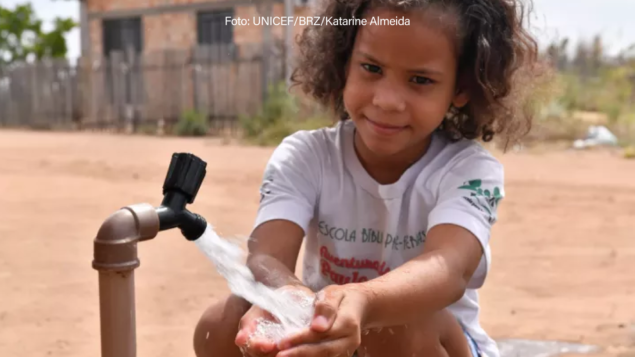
[88,0,227,13]
[89,17,102,58]
[144,12,196,52]
[86,0,314,58]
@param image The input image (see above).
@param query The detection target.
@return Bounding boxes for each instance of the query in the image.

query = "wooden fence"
[0,43,286,134]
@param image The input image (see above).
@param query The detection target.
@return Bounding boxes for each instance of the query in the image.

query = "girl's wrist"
[276,282,313,294]
[343,283,375,331]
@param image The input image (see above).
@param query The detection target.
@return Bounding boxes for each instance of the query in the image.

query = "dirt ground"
[0,129,633,357]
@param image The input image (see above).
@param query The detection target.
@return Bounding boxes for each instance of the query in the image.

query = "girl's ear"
[452,87,469,109]
[452,72,469,108]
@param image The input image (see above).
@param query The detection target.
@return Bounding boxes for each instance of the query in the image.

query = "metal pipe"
[92,153,207,357]
[92,204,160,357]
[98,270,136,357]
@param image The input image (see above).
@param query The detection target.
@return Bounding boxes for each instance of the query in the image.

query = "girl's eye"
[361,63,381,74]
[411,76,433,85]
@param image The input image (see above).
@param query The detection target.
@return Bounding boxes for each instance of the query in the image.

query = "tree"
[573,40,590,77]
[546,38,570,71]
[589,35,604,76]
[32,17,76,59]
[0,2,76,65]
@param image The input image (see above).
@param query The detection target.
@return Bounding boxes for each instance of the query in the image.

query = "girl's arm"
[275,223,485,357]
[246,219,307,289]
[244,131,322,291]
[352,152,505,329]
[354,223,484,329]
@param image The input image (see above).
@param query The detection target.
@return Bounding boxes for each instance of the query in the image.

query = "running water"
[194,224,315,343]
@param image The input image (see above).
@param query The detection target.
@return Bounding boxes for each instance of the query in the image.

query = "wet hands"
[276,285,368,357]
[235,284,316,357]
[235,304,279,357]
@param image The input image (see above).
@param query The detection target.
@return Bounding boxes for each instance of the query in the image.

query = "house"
[75,0,314,131]
[78,0,313,60]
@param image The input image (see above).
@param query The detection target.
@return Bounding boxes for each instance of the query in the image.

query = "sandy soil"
[0,129,633,357]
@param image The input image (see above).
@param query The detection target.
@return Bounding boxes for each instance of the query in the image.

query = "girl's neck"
[353,131,432,185]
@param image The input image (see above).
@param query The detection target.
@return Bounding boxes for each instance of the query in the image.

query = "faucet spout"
[156,206,207,241]
[155,153,208,241]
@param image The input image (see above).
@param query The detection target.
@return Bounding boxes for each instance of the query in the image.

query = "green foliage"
[555,68,634,122]
[538,35,635,145]
[175,110,209,137]
[239,81,332,146]
[0,3,76,65]
[32,18,76,60]
[239,81,298,139]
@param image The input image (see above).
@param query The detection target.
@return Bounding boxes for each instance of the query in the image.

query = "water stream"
[194,224,315,343]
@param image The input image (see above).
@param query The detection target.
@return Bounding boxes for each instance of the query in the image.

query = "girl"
[194,0,542,356]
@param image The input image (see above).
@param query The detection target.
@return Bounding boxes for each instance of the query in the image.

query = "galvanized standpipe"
[93,204,160,357]
[92,153,208,357]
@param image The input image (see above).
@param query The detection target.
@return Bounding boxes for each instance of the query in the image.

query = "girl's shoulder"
[262,123,345,190]
[417,135,505,208]
[427,133,503,176]
[273,121,349,162]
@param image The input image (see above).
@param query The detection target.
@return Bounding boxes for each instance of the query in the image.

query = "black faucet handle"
[163,153,207,204]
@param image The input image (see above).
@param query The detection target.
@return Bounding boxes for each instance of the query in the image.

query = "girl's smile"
[363,115,409,136]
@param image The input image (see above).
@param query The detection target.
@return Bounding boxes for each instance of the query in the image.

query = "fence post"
[125,47,138,134]
[284,0,294,89]
[0,65,5,126]
[260,0,273,104]
[30,62,39,126]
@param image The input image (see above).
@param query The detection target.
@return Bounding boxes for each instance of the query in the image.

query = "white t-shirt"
[254,120,504,357]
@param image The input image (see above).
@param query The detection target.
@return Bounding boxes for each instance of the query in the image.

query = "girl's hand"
[276,285,368,357]
[235,285,316,357]
[235,304,279,357]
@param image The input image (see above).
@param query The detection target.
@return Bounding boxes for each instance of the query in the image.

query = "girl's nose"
[372,82,406,112]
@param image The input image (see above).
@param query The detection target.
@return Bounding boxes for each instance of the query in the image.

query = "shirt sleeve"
[253,131,322,235]
[427,147,505,289]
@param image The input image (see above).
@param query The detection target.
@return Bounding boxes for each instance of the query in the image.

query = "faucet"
[156,153,208,240]
[92,152,208,357]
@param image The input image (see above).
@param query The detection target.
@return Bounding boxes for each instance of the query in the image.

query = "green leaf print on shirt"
[458,179,503,223]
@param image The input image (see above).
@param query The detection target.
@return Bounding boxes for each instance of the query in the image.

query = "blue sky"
[3,0,635,60]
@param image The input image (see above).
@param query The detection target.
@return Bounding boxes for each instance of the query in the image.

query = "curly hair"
[290,0,546,147]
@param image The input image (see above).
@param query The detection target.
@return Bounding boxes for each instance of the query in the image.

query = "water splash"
[194,224,315,343]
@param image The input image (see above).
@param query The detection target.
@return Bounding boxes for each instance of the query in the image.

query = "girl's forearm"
[353,251,468,330]
[247,253,304,289]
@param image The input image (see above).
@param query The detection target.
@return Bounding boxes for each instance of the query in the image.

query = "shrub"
[529,64,635,146]
[239,81,332,146]
[175,110,208,137]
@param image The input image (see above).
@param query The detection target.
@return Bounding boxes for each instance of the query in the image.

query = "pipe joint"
[92,203,160,272]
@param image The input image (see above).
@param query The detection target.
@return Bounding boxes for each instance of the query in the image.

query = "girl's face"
[343,7,468,160]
